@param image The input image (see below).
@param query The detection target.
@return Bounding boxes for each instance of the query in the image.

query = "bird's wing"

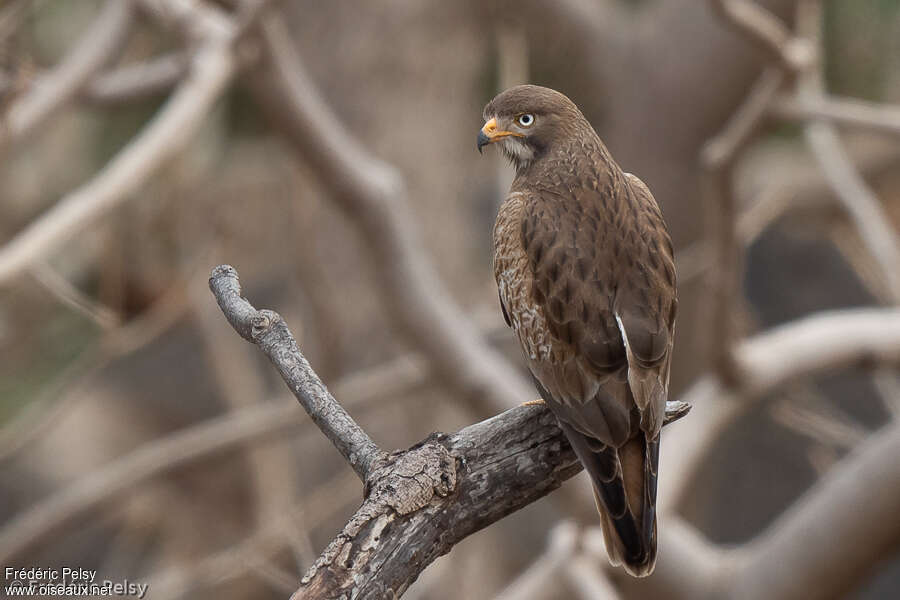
[515,175,675,576]
[518,176,676,442]
[613,172,677,436]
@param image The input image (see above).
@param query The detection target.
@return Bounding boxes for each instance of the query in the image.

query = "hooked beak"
[477,117,522,154]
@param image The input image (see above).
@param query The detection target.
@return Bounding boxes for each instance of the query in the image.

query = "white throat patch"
[499,137,535,168]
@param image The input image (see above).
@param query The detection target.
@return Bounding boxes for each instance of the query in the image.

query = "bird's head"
[478,84,585,170]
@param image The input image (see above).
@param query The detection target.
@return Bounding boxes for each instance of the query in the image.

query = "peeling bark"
[294,407,580,599]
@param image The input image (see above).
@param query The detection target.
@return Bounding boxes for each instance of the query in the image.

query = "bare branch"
[700,68,786,170]
[735,308,900,393]
[83,53,188,105]
[771,95,900,138]
[29,262,121,329]
[208,264,385,481]
[700,68,785,379]
[0,0,238,285]
[245,11,536,415]
[0,402,299,564]
[0,0,135,150]
[708,0,814,72]
[802,124,900,299]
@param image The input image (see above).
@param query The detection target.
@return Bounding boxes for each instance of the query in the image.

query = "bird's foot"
[521,398,546,407]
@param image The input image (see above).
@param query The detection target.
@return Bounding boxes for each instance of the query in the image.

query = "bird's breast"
[493,194,555,363]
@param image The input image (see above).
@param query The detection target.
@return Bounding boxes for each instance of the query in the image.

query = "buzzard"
[478,85,677,577]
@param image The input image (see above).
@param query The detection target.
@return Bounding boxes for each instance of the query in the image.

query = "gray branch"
[208,264,384,481]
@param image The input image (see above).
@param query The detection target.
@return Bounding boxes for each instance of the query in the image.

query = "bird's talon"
[521,398,546,406]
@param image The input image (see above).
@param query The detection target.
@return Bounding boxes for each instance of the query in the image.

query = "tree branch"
[209,264,385,481]
[734,307,900,394]
[700,67,785,380]
[83,53,188,105]
[771,94,900,138]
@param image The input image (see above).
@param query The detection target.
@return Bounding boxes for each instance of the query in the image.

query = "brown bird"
[479,85,676,576]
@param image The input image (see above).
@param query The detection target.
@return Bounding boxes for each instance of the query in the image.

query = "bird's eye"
[517,114,535,127]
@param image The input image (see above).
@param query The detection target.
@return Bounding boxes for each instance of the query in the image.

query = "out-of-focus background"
[2,0,900,598]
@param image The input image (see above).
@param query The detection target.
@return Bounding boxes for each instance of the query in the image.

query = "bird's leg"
[521,398,546,406]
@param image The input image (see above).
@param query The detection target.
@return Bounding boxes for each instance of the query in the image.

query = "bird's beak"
[477,117,521,154]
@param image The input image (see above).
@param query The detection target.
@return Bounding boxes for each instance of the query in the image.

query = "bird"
[478,85,677,577]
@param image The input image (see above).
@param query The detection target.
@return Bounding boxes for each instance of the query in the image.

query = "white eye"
[517,114,535,127]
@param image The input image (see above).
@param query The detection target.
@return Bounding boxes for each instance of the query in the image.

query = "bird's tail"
[564,425,659,577]
[595,435,658,577]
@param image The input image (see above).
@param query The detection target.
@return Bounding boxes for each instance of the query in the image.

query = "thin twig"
[83,53,188,105]
[192,262,302,529]
[208,264,385,481]
[804,124,900,299]
[770,392,866,450]
[29,262,121,329]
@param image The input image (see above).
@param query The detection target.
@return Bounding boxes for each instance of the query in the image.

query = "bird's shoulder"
[614,173,677,366]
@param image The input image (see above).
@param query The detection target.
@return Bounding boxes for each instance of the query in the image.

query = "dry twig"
[209,264,385,481]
